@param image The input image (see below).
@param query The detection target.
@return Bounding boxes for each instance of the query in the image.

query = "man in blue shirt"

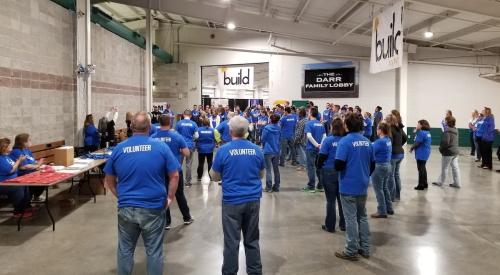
[279,107,297,167]
[162,103,176,126]
[334,113,374,261]
[104,112,180,275]
[175,110,199,187]
[152,115,194,229]
[262,114,281,192]
[372,106,383,141]
[217,112,235,144]
[322,103,332,133]
[210,116,265,275]
[191,104,200,126]
[303,107,326,192]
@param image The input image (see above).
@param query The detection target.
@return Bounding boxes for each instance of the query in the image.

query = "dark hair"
[299,107,307,118]
[376,106,382,111]
[270,114,280,124]
[391,109,403,126]
[348,107,354,112]
[159,114,171,127]
[201,118,210,127]
[331,117,345,136]
[310,107,319,118]
[14,133,30,149]
[355,106,362,113]
[445,116,456,128]
[84,114,94,127]
[377,121,391,136]
[291,106,296,112]
[0,138,11,154]
[284,107,291,114]
[418,119,431,131]
[344,113,364,133]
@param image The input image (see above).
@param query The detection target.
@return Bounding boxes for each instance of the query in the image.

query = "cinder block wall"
[153,63,188,114]
[0,0,75,145]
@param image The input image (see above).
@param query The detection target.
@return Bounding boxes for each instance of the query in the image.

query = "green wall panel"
[407,127,499,148]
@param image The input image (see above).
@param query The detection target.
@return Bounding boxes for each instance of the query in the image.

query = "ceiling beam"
[407,0,500,21]
[405,10,459,35]
[474,37,500,50]
[293,0,311,23]
[326,1,367,29]
[99,3,127,22]
[261,0,269,16]
[431,19,500,46]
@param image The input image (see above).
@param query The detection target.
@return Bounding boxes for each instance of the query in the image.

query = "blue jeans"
[306,150,321,189]
[279,138,296,165]
[222,201,262,275]
[117,207,166,275]
[296,143,306,166]
[321,168,345,231]
[389,158,403,201]
[264,154,280,190]
[340,195,370,256]
[371,163,393,215]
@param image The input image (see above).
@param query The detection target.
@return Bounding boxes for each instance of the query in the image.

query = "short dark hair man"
[104,111,180,274]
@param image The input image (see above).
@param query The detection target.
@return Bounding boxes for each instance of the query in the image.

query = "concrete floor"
[0,147,499,275]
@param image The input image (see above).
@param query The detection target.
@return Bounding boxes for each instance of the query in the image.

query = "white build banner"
[218,66,254,90]
[370,0,404,74]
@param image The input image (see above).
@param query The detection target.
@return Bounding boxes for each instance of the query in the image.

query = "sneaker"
[474,159,481,162]
[321,225,335,233]
[449,184,461,188]
[414,185,425,191]
[301,186,316,193]
[196,178,202,182]
[335,251,359,261]
[278,164,285,167]
[13,211,34,219]
[316,188,324,193]
[272,188,280,193]
[371,213,388,218]
[296,166,305,171]
[357,250,370,259]
[264,188,273,193]
[185,182,192,187]
[32,195,45,203]
[165,224,171,230]
[183,218,194,225]
[432,182,443,187]
[387,210,395,215]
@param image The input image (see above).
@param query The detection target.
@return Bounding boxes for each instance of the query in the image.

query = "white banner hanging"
[218,66,254,90]
[370,0,405,74]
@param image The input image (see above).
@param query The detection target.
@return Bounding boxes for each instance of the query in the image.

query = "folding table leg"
[45,187,55,231]
[17,209,25,231]
[85,172,96,203]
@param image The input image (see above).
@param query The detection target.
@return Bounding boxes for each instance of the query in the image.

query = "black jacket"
[390,124,407,155]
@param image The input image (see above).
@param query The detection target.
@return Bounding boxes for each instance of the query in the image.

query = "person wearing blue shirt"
[303,107,326,192]
[191,104,200,125]
[162,104,176,126]
[175,110,199,187]
[83,114,100,152]
[256,111,269,145]
[104,112,180,275]
[317,117,346,233]
[363,112,373,140]
[370,122,394,218]
[10,133,46,202]
[279,107,297,167]
[411,120,432,190]
[210,116,265,275]
[249,106,260,143]
[322,103,332,133]
[474,113,485,162]
[334,113,374,261]
[0,138,32,218]
[152,115,194,229]
[196,118,216,181]
[478,107,496,170]
[262,114,281,192]
[217,112,235,144]
[372,106,383,141]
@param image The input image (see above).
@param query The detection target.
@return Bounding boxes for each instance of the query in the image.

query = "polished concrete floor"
[0,147,499,275]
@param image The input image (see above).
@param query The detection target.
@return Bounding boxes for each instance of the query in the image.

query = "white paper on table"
[74,159,94,164]
[65,163,89,170]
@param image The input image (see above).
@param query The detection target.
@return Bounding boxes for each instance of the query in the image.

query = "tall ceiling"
[92,0,500,53]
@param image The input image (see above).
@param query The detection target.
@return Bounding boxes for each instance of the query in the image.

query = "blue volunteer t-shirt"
[175,119,198,149]
[151,129,187,166]
[103,135,180,209]
[262,124,281,155]
[10,148,37,176]
[257,115,268,129]
[84,125,100,146]
[149,123,161,136]
[212,139,265,205]
[319,135,342,169]
[216,120,231,143]
[414,130,432,161]
[279,114,297,140]
[475,118,485,137]
[251,109,260,123]
[364,118,373,137]
[0,155,17,182]
[305,119,326,151]
[197,126,216,154]
[335,133,374,196]
[322,109,331,122]
[192,110,199,118]
[372,136,392,163]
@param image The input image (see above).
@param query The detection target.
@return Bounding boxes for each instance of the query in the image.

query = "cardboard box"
[53,146,74,167]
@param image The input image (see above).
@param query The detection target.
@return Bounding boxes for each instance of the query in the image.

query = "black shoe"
[264,188,273,193]
[414,185,425,190]
[357,250,370,259]
[183,218,194,225]
[335,251,359,261]
[278,164,285,167]
[371,213,388,218]
[272,188,280,193]
[387,210,395,215]
[424,184,429,189]
[321,225,335,233]
[340,226,346,231]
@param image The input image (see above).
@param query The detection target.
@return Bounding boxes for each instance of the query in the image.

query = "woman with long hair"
[371,121,394,218]
[84,114,100,152]
[386,111,407,201]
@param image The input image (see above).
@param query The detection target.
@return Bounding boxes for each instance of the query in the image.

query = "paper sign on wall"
[218,67,254,90]
[370,0,404,74]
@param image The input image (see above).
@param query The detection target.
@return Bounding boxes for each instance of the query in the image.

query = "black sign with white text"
[302,67,358,98]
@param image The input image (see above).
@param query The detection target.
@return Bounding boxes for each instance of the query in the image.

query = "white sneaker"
[32,195,46,202]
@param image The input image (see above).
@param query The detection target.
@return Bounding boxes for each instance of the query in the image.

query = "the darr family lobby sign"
[370,0,404,74]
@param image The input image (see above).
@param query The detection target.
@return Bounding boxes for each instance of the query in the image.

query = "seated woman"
[10,133,45,201]
[84,114,100,152]
[0,138,33,218]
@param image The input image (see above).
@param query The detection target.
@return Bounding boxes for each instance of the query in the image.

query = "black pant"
[84,145,98,153]
[166,170,191,225]
[29,186,45,199]
[197,153,213,180]
[416,160,428,187]
[469,132,476,155]
[222,201,261,275]
[476,136,483,160]
[481,140,493,169]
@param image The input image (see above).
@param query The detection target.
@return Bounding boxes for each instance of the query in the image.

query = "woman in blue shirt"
[84,114,100,152]
[10,133,45,201]
[0,138,32,218]
[196,118,216,181]
[317,117,345,232]
[410,120,432,191]
[256,110,269,145]
[370,122,394,218]
[479,107,496,170]
[363,112,373,140]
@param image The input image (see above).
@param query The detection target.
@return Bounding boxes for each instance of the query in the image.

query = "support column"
[75,0,92,147]
[144,7,153,112]
[395,53,408,128]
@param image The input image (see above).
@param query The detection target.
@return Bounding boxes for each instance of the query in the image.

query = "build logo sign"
[370,0,404,74]
[218,66,254,90]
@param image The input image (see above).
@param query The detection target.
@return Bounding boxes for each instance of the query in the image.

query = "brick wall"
[153,63,188,114]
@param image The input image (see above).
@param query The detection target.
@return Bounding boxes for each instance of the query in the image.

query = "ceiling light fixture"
[227,22,236,30]
[424,31,434,38]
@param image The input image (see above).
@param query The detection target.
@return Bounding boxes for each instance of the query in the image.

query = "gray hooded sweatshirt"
[439,127,459,156]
